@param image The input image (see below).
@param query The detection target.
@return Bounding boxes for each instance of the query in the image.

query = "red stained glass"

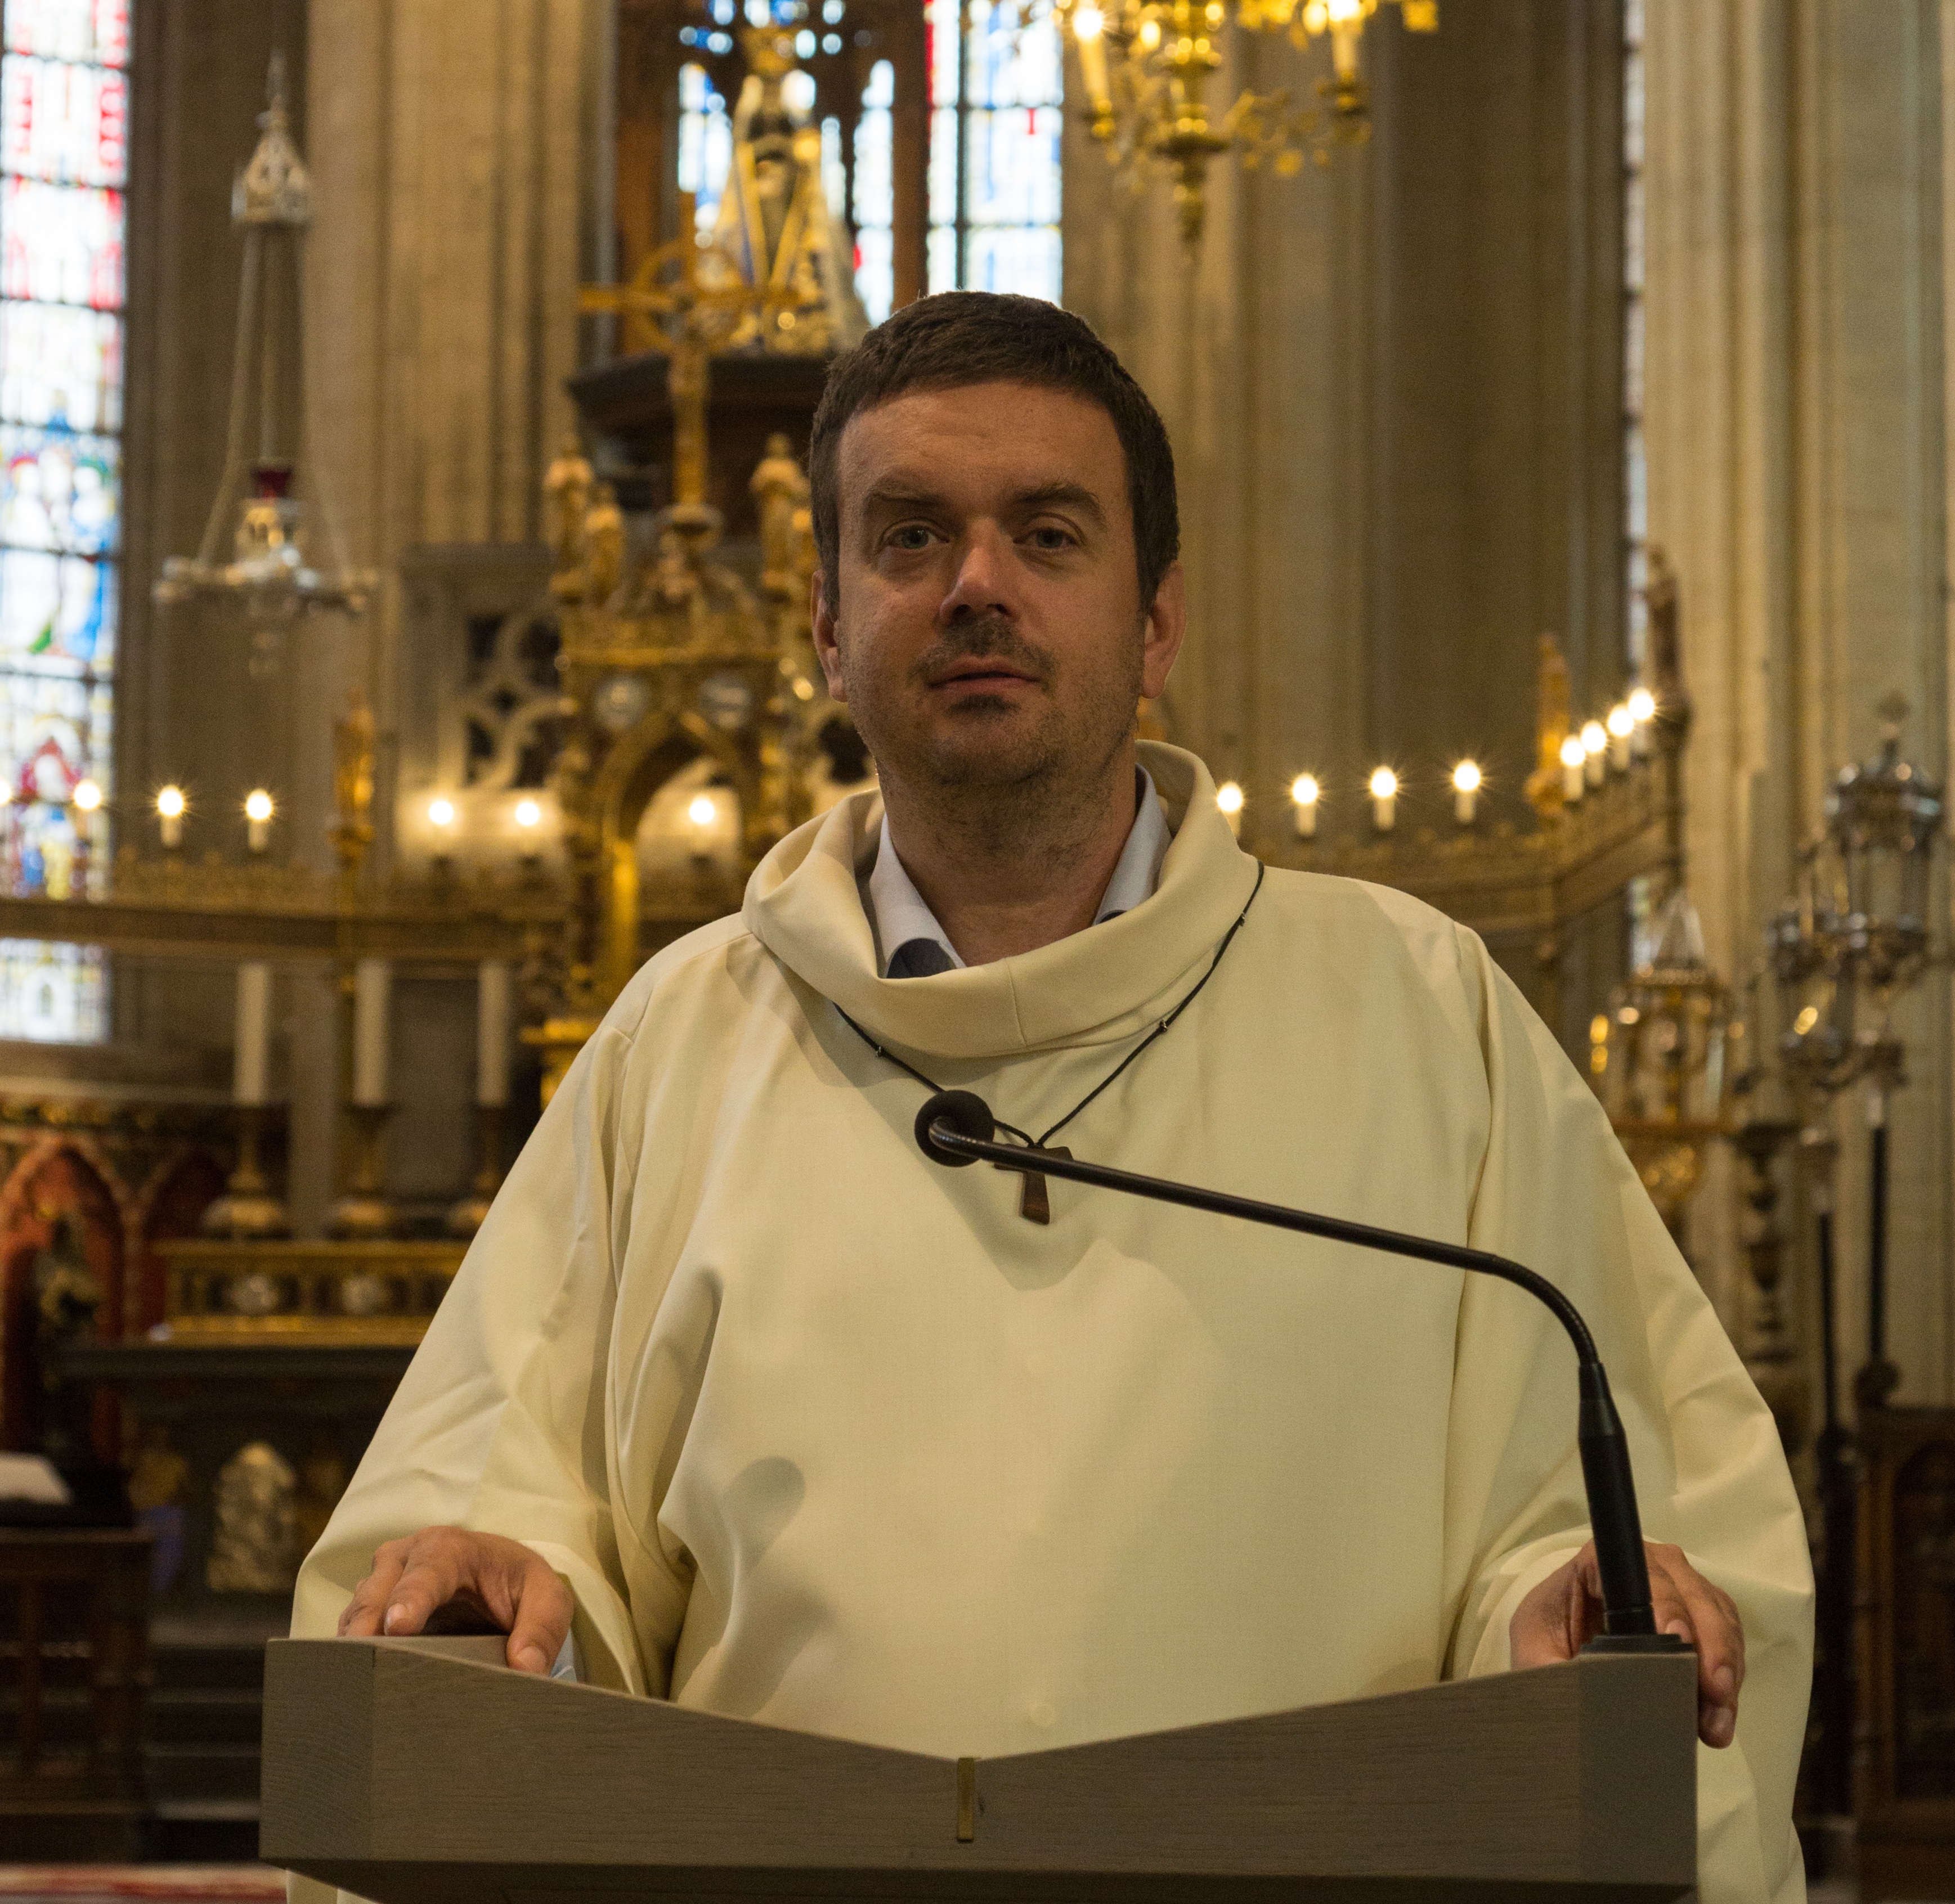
[2,55,128,187]
[5,0,129,70]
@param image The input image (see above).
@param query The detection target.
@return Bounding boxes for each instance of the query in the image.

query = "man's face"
[811,381,1183,799]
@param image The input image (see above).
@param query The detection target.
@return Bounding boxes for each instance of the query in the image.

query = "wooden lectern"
[262,1636,1699,1902]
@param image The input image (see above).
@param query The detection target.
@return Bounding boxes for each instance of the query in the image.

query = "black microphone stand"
[916,1089,1687,1652]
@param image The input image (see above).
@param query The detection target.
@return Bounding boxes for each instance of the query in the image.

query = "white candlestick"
[234,963,271,1107]
[352,958,391,1107]
[476,960,512,1108]
[160,811,183,849]
[1452,785,1477,825]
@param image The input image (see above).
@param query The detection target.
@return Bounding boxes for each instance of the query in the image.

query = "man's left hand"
[1510,1539,1744,1748]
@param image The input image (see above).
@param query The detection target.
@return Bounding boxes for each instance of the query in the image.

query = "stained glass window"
[0,0,124,1038]
[851,60,896,320]
[926,0,1061,302]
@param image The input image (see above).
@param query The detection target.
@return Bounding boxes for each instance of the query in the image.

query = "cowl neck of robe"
[742,740,1261,1061]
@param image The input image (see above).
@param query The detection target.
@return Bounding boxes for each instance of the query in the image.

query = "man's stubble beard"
[844,612,1144,865]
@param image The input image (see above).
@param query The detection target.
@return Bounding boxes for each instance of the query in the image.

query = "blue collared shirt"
[867,767,1172,978]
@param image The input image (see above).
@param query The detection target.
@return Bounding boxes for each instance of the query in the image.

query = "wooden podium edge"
[263,1639,1699,1894]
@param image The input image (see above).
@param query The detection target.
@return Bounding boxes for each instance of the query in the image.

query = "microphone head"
[916,1090,995,1166]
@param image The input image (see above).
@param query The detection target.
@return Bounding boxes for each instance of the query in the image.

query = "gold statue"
[707,27,868,357]
[544,433,595,593]
[582,482,625,607]
[1524,635,1572,818]
[331,689,376,858]
[751,432,811,595]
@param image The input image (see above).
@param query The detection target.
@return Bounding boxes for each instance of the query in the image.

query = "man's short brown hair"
[809,291,1179,614]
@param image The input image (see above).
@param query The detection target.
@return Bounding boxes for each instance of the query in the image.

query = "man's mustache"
[910,618,1053,688]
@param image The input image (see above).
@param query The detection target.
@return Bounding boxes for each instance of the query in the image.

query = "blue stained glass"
[3,0,128,69]
[855,227,893,325]
[1,663,111,899]
[676,62,734,239]
[928,2,1061,303]
[927,225,958,295]
[0,548,113,665]
[965,109,1062,224]
[850,61,895,324]
[0,301,119,429]
[0,422,118,555]
[0,939,106,1038]
[1,177,124,308]
[964,224,1060,302]
[2,55,128,187]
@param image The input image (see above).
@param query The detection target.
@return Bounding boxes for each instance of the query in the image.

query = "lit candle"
[1560,734,1586,802]
[245,788,275,853]
[352,958,391,1107]
[73,778,102,814]
[1627,685,1656,757]
[1290,773,1320,838]
[687,790,719,859]
[514,796,542,834]
[234,963,272,1107]
[428,794,456,833]
[476,960,512,1109]
[1215,780,1244,838]
[1451,760,1481,825]
[156,785,186,850]
[1606,703,1634,770]
[1369,766,1397,832]
[1580,720,1607,787]
[1073,5,1111,107]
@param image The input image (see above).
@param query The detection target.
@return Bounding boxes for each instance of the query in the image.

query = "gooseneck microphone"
[916,1089,1684,1651]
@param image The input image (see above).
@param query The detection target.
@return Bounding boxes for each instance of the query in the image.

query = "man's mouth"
[928,661,1042,690]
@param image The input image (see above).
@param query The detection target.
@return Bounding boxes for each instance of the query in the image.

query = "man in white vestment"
[295,293,1813,1903]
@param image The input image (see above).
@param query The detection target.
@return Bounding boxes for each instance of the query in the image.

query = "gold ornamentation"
[207,1442,299,1593]
[1055,0,1438,246]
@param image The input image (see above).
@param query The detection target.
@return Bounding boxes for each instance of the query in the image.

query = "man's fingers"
[338,1543,410,1637]
[1646,1545,1743,1749]
[380,1547,465,1636]
[505,1561,576,1676]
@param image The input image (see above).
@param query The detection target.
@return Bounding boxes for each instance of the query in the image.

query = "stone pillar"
[288,0,608,1227]
[305,0,609,834]
[1643,0,1952,1402]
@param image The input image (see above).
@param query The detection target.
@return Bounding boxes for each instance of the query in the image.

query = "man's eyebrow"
[858,477,1108,524]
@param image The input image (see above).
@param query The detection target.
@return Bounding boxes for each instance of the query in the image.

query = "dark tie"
[887,937,957,978]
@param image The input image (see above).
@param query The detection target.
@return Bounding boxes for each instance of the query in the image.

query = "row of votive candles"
[1212,689,1659,838]
[153,785,279,851]
[1214,764,1479,837]
[230,958,515,1108]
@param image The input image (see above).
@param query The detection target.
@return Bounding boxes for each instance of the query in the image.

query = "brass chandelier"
[1047,0,1437,245]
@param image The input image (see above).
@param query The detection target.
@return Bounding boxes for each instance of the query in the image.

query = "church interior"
[0,0,1949,1896]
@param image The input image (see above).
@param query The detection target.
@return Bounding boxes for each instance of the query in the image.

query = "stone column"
[291,0,608,1229]
[1643,0,1952,1401]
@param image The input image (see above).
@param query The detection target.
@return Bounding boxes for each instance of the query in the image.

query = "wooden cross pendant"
[997,1145,1071,1225]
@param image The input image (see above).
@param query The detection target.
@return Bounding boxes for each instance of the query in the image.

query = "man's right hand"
[337,1526,574,1676]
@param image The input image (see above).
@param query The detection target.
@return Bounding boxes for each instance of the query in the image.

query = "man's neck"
[880,745,1142,966]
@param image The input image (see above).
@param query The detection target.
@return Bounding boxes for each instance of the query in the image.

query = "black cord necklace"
[836,863,1266,1224]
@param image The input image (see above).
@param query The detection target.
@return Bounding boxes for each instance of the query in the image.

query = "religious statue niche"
[615,0,927,311]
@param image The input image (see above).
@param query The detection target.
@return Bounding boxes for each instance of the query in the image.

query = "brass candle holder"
[199,1103,290,1240]
[326,1103,398,1239]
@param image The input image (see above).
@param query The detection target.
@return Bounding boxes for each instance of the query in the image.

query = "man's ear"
[810,569,848,703]
[1140,562,1186,702]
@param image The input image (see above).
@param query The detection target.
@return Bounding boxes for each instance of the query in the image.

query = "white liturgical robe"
[292,742,1813,1904]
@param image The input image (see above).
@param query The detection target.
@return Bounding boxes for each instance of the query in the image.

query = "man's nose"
[939,525,1017,622]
